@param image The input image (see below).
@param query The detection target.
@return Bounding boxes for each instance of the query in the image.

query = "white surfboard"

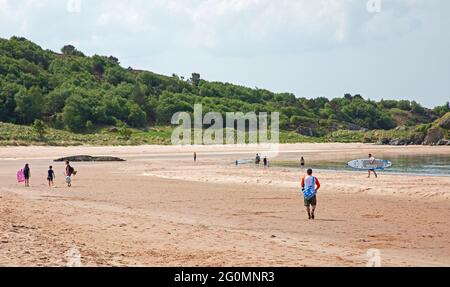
[235,159,254,165]
[347,159,392,171]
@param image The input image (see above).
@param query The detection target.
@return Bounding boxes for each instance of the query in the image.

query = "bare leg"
[374,170,378,178]
[311,205,316,220]
[306,206,311,219]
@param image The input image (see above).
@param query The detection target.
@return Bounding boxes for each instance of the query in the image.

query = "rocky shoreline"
[379,112,450,146]
[54,155,126,162]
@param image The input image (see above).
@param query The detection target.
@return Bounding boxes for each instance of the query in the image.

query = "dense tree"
[14,86,44,124]
[131,84,145,106]
[61,45,85,57]
[127,102,147,128]
[0,37,442,136]
[0,81,20,122]
[92,55,106,78]
[190,73,201,87]
[433,102,450,117]
[63,95,91,132]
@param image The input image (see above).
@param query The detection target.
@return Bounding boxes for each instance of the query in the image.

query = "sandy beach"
[0,143,449,267]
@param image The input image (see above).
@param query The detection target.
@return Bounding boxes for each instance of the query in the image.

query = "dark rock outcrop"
[389,138,406,146]
[377,138,391,145]
[423,127,445,145]
[437,139,450,146]
[54,155,126,162]
[438,114,450,130]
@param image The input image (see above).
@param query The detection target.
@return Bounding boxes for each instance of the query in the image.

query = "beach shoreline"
[1,143,449,266]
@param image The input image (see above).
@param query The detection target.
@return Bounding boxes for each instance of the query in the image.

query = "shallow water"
[273,154,450,176]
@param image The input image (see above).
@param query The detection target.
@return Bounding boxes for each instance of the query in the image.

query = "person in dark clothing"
[255,154,261,165]
[300,157,305,167]
[23,164,31,187]
[47,166,55,187]
[263,157,268,168]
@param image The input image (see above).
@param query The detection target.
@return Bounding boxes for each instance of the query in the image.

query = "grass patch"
[1,120,442,147]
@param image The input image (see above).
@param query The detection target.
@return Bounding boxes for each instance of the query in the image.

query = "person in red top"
[301,169,321,220]
[65,160,75,187]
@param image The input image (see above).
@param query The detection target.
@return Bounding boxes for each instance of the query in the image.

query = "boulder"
[345,123,365,131]
[409,133,426,145]
[297,126,316,137]
[54,155,126,162]
[377,138,391,145]
[389,138,406,146]
[437,139,450,146]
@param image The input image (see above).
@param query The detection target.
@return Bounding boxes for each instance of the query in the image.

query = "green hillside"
[1,36,449,145]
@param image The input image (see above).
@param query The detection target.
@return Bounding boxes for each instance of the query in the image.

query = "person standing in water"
[301,169,321,220]
[368,154,378,178]
[300,157,305,168]
[47,166,55,187]
[23,164,31,187]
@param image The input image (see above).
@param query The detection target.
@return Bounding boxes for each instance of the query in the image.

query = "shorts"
[65,176,72,183]
[304,195,317,207]
[47,177,54,181]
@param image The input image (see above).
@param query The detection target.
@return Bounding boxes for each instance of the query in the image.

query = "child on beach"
[47,166,55,187]
[301,169,321,220]
[23,164,31,187]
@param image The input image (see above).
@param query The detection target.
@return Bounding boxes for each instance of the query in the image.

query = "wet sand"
[0,143,449,266]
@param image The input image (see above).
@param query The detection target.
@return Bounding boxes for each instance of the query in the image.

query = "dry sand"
[0,143,449,267]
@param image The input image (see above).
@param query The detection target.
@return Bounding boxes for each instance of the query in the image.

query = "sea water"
[273,154,450,176]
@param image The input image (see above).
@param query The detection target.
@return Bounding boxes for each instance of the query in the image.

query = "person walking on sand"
[47,166,55,187]
[23,164,31,187]
[263,156,268,168]
[255,154,261,166]
[301,169,321,220]
[368,154,378,178]
[65,160,75,188]
[300,157,305,168]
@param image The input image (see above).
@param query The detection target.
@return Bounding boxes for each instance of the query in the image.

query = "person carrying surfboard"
[368,154,378,178]
[301,169,321,220]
